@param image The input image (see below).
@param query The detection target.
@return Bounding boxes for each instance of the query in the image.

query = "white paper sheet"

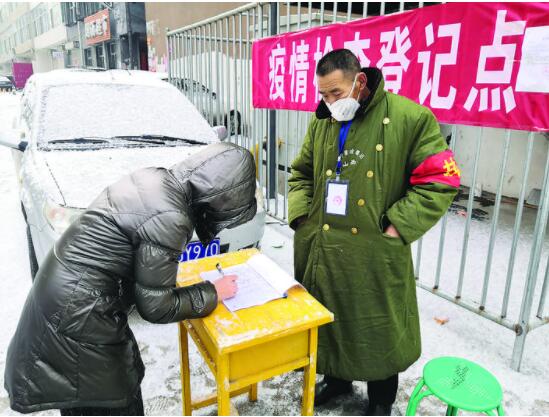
[516,26,549,93]
[200,254,300,312]
[246,254,297,295]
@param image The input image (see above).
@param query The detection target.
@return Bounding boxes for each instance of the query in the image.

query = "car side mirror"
[212,125,228,141]
[0,129,26,151]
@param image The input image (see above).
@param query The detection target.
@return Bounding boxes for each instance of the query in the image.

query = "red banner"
[252,2,549,132]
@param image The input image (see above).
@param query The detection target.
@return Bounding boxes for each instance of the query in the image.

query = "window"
[40,8,50,34]
[15,15,29,44]
[39,84,217,145]
[50,5,62,28]
[82,2,102,18]
[84,48,93,67]
[31,5,50,37]
[62,2,77,25]
[96,44,105,68]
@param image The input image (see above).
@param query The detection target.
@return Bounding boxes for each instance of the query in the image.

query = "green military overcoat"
[288,68,460,381]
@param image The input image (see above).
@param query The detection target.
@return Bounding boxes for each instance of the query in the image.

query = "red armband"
[410,150,461,188]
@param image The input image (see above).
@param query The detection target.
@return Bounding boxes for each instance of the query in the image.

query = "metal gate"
[166,2,549,371]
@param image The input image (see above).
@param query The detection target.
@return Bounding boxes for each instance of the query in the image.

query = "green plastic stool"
[406,357,504,416]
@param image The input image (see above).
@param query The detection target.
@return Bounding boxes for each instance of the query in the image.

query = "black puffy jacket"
[4,142,257,413]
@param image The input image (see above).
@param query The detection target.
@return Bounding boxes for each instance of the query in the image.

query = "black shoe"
[366,402,393,416]
[314,376,353,406]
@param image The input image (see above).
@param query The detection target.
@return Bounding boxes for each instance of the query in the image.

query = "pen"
[216,263,225,278]
[215,262,237,317]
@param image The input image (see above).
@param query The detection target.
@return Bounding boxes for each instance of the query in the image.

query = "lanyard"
[336,120,352,178]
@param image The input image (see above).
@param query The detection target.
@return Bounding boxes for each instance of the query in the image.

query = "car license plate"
[179,239,221,262]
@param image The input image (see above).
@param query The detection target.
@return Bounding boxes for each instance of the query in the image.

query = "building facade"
[0,2,147,78]
[0,3,69,75]
[62,2,148,70]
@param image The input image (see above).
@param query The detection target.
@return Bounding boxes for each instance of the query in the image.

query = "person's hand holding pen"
[213,263,239,301]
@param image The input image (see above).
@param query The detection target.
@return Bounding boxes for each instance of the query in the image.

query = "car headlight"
[255,182,265,213]
[43,200,83,234]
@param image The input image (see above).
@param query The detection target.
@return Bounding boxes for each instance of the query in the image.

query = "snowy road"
[1,92,548,415]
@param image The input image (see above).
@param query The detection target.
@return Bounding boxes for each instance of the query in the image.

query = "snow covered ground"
[1,91,548,416]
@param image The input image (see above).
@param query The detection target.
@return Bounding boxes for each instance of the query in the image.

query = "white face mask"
[325,74,361,122]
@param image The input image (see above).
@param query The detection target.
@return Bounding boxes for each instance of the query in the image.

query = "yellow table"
[176,248,334,416]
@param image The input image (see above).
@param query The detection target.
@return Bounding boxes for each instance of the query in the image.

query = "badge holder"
[325,174,349,216]
[324,121,352,217]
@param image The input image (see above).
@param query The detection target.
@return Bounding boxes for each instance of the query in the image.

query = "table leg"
[178,322,192,416]
[217,355,231,416]
[249,383,258,402]
[302,327,318,416]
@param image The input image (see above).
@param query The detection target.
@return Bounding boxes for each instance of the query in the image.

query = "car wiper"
[124,135,205,145]
[48,137,110,144]
[112,136,166,145]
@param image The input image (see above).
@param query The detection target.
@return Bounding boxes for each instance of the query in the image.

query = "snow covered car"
[0,69,265,280]
[0,75,14,91]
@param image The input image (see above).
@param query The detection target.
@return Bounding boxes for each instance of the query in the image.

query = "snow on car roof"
[29,69,171,89]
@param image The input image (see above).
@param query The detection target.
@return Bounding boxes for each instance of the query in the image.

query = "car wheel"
[26,224,39,281]
[224,110,242,136]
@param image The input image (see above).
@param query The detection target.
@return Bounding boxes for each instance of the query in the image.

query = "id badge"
[325,179,349,216]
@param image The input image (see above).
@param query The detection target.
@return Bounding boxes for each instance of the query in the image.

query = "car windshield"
[37,83,218,146]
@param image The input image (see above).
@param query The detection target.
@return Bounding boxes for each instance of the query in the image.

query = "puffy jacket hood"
[170,142,257,245]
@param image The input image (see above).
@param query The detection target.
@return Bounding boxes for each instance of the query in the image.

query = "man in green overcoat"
[288,49,461,415]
